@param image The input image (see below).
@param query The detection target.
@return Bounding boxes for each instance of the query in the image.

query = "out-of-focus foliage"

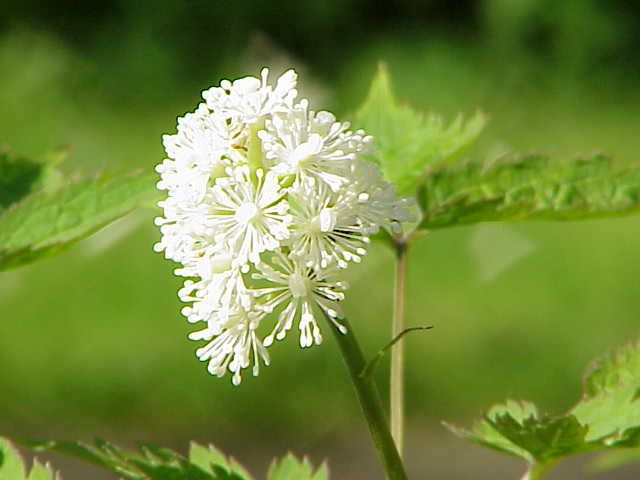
[447,340,640,478]
[484,0,637,75]
[18,438,326,480]
[4,0,640,81]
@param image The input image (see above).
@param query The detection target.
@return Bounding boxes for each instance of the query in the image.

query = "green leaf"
[0,170,158,271]
[188,443,252,480]
[445,400,590,466]
[0,150,64,212]
[0,438,26,480]
[353,64,485,195]
[19,439,327,480]
[0,438,59,480]
[572,340,640,446]
[26,460,57,480]
[22,439,145,480]
[267,454,328,480]
[419,154,640,230]
[447,340,640,478]
[20,439,260,480]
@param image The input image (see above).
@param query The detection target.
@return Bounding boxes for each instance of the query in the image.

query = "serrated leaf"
[0,438,26,480]
[189,443,252,480]
[22,439,144,480]
[0,439,60,480]
[267,454,327,480]
[0,151,64,212]
[572,341,640,446]
[0,170,158,271]
[20,438,259,480]
[448,340,640,478]
[189,444,228,473]
[309,462,328,480]
[26,460,57,480]
[445,400,589,466]
[353,64,485,195]
[419,154,640,230]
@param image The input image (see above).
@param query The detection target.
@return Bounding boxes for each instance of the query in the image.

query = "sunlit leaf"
[572,340,640,446]
[26,460,58,480]
[0,438,26,480]
[419,154,640,230]
[0,170,158,271]
[188,443,253,480]
[353,64,485,195]
[267,453,328,480]
[0,438,60,480]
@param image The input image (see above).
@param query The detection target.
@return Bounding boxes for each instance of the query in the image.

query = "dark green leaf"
[0,150,64,212]
[419,154,640,230]
[447,341,640,477]
[445,400,590,465]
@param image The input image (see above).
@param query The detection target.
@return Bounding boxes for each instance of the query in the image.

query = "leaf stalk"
[391,238,408,457]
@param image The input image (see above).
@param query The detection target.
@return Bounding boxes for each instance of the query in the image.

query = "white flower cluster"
[155,68,412,384]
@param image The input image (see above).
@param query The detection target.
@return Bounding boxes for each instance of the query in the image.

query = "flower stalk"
[326,314,408,480]
[521,462,554,480]
[391,238,408,457]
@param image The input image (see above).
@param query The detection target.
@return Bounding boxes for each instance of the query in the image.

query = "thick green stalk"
[391,240,408,457]
[327,315,408,480]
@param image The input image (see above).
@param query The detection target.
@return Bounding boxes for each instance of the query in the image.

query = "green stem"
[391,240,408,457]
[327,315,409,480]
[521,462,554,480]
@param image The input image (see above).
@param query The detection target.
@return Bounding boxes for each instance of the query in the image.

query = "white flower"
[153,196,211,263]
[202,68,298,124]
[158,104,245,204]
[191,309,270,385]
[206,166,291,266]
[177,256,251,324]
[259,99,373,190]
[251,253,348,348]
[156,68,412,384]
[349,160,417,234]
[288,180,369,269]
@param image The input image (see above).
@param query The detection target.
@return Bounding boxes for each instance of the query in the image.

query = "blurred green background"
[1,1,640,478]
